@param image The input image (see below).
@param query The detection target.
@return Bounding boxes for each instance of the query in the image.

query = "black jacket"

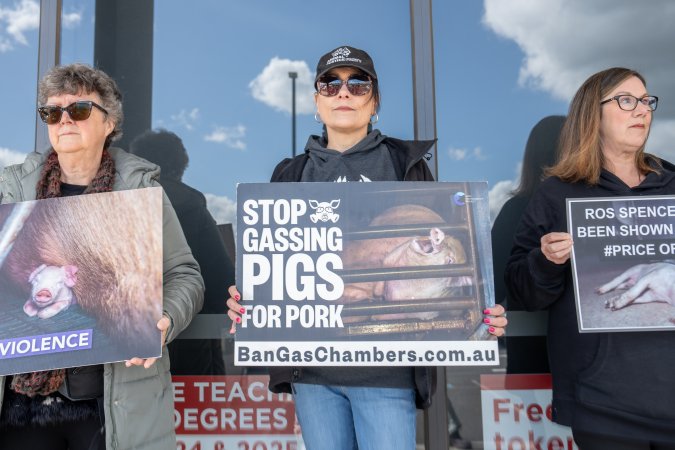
[505,158,675,441]
[267,134,437,409]
[161,178,234,375]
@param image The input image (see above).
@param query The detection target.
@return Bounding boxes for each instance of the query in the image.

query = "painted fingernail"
[483,318,491,324]
[240,307,245,314]
[234,295,240,301]
[489,326,496,333]
[236,317,241,324]
[483,308,490,315]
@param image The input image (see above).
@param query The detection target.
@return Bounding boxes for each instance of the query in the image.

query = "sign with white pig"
[0,188,163,376]
[235,182,498,366]
[567,195,675,332]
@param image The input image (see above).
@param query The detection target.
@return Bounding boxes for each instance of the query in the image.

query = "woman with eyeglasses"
[0,63,204,450]
[506,67,675,449]
[226,45,507,450]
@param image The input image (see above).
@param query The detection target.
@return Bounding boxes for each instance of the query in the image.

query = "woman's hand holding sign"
[227,285,244,334]
[540,232,574,264]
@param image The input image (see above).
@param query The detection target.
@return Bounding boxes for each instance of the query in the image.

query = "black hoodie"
[505,158,675,441]
[267,130,438,409]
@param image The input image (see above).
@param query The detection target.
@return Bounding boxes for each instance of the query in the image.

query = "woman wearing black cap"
[227,45,506,450]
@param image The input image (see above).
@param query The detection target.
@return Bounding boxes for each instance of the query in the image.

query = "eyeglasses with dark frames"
[600,95,658,112]
[316,74,373,97]
[37,101,109,125]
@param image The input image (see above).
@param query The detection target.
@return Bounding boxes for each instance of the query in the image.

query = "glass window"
[0,0,41,167]
[60,0,94,65]
[148,2,416,449]
[432,1,675,447]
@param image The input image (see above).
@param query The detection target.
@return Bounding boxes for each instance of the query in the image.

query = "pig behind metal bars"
[340,204,469,319]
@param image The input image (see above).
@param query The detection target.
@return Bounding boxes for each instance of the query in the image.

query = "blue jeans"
[292,383,416,450]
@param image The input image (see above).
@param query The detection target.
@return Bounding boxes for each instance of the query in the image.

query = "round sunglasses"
[38,101,109,125]
[317,75,373,97]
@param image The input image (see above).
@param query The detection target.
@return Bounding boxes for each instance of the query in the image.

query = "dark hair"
[548,67,659,184]
[129,129,189,180]
[512,115,565,197]
[38,63,123,150]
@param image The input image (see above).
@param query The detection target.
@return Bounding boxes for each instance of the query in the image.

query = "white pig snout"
[34,288,54,304]
[26,264,79,315]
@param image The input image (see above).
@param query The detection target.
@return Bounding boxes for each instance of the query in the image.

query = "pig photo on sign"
[24,264,78,319]
[0,189,163,356]
[341,204,472,321]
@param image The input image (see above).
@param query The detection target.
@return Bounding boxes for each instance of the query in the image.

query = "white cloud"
[447,146,485,161]
[488,179,516,223]
[483,0,675,165]
[204,193,236,226]
[487,162,522,221]
[204,124,246,150]
[0,0,38,49]
[0,0,81,52]
[249,57,315,115]
[483,0,675,119]
[0,146,28,169]
[61,10,82,29]
[170,108,200,131]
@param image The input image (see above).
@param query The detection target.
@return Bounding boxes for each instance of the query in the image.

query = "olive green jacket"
[0,147,205,449]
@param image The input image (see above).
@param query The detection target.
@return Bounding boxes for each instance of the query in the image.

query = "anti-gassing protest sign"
[567,195,675,332]
[235,182,498,366]
[0,188,163,376]
[480,375,577,450]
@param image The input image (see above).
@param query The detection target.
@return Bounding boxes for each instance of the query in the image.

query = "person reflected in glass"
[130,129,234,375]
[492,115,565,374]
[0,64,204,450]
[225,45,507,450]
[505,68,675,448]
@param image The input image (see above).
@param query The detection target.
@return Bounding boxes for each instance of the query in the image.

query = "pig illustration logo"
[309,199,340,223]
[24,264,78,319]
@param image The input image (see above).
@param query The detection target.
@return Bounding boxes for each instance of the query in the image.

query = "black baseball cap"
[314,45,378,85]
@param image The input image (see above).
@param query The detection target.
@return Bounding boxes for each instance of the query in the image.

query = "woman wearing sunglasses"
[0,63,204,450]
[506,68,675,448]
[226,45,507,450]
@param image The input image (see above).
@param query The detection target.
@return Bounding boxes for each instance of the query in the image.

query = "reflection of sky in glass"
[1,0,675,226]
[150,0,413,223]
[0,0,40,166]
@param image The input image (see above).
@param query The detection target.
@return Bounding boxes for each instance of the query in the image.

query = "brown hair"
[547,67,659,184]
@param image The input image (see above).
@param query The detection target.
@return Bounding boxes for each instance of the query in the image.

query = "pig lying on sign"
[24,264,78,319]
[341,205,470,320]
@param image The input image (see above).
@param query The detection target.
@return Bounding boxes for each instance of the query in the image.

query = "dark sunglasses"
[37,101,109,125]
[317,74,373,97]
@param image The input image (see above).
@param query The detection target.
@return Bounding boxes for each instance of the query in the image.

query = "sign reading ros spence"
[235,182,498,366]
[567,195,675,332]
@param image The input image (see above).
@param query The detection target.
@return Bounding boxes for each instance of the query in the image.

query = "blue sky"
[2,0,674,224]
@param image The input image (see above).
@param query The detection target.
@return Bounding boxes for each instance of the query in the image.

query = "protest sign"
[481,374,577,450]
[0,188,163,375]
[567,195,675,332]
[235,181,497,366]
[173,375,303,450]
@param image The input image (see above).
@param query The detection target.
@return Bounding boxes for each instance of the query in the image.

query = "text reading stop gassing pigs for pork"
[566,195,675,332]
[235,182,500,367]
[240,197,345,330]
